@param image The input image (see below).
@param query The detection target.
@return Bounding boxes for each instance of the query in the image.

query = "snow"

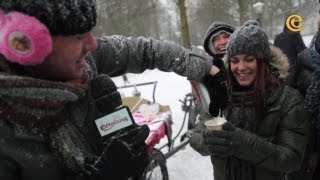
[303,34,314,47]
[112,70,213,180]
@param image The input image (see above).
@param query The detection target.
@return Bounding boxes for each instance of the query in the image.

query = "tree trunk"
[177,0,191,48]
[237,0,249,24]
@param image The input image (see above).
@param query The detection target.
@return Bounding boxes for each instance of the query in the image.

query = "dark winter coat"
[190,46,309,180]
[274,25,306,87]
[295,48,317,96]
[283,32,320,180]
[0,36,212,180]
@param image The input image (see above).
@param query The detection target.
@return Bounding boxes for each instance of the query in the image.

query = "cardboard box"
[122,96,171,113]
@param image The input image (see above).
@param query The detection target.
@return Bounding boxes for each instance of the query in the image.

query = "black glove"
[121,124,150,146]
[203,122,240,157]
[99,124,150,179]
[202,58,230,116]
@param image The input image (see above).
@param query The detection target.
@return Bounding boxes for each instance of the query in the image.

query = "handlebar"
[117,81,158,103]
[117,81,157,89]
[179,93,197,112]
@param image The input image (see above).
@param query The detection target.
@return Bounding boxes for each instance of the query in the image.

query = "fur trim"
[222,46,289,80]
[269,46,289,79]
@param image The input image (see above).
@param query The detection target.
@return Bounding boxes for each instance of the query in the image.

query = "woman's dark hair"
[227,52,280,123]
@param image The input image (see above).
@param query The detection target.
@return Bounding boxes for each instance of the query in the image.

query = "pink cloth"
[133,112,171,152]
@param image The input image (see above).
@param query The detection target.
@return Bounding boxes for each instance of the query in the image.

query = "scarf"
[225,86,283,180]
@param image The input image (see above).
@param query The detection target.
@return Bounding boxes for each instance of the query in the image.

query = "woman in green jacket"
[190,22,309,180]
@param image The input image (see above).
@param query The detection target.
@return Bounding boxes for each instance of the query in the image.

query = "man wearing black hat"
[274,17,306,87]
[0,1,220,180]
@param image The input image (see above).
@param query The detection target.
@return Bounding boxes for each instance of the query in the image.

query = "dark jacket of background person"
[290,28,320,180]
[274,23,306,87]
[190,24,309,180]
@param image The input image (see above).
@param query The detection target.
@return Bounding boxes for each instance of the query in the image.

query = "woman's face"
[230,54,258,87]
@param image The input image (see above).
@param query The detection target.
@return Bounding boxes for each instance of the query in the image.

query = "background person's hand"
[202,58,230,116]
[210,65,221,76]
[202,74,229,116]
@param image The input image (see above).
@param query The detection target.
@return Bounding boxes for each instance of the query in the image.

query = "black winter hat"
[204,21,235,57]
[0,0,97,36]
[226,22,271,65]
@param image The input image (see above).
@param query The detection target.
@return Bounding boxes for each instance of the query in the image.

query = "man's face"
[212,32,230,55]
[31,32,98,81]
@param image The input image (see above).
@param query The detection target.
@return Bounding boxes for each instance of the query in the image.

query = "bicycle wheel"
[141,149,169,180]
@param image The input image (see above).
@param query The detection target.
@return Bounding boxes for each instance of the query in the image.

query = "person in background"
[203,21,235,59]
[0,1,220,180]
[191,21,235,122]
[190,22,308,180]
[274,17,306,87]
[290,16,320,180]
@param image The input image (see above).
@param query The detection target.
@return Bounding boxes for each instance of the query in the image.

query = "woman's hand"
[202,122,241,157]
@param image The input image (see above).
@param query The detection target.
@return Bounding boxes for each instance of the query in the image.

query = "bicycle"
[118,74,200,180]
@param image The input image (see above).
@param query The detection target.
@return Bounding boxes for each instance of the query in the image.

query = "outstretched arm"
[89,35,212,81]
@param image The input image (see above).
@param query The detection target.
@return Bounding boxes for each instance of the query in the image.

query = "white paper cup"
[205,117,227,130]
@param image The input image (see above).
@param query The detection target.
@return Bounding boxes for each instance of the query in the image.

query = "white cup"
[205,116,227,130]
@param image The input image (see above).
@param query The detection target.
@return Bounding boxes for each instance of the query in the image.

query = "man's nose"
[220,37,228,45]
[84,32,98,51]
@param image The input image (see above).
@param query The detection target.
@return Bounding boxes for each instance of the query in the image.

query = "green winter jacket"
[190,46,309,180]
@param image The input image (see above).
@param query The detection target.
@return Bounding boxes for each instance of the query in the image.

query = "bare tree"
[177,0,191,48]
[237,0,250,24]
[93,0,318,46]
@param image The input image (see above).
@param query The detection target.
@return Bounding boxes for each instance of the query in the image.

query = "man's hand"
[100,125,150,178]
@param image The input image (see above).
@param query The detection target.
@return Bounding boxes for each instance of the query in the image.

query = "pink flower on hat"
[0,10,52,66]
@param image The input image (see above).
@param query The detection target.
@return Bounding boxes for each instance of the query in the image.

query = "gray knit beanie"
[0,0,97,36]
[226,23,271,65]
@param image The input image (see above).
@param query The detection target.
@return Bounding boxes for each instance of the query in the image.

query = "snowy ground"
[112,70,213,180]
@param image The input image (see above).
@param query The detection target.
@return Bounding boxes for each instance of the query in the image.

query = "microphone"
[91,74,122,115]
[90,75,150,178]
